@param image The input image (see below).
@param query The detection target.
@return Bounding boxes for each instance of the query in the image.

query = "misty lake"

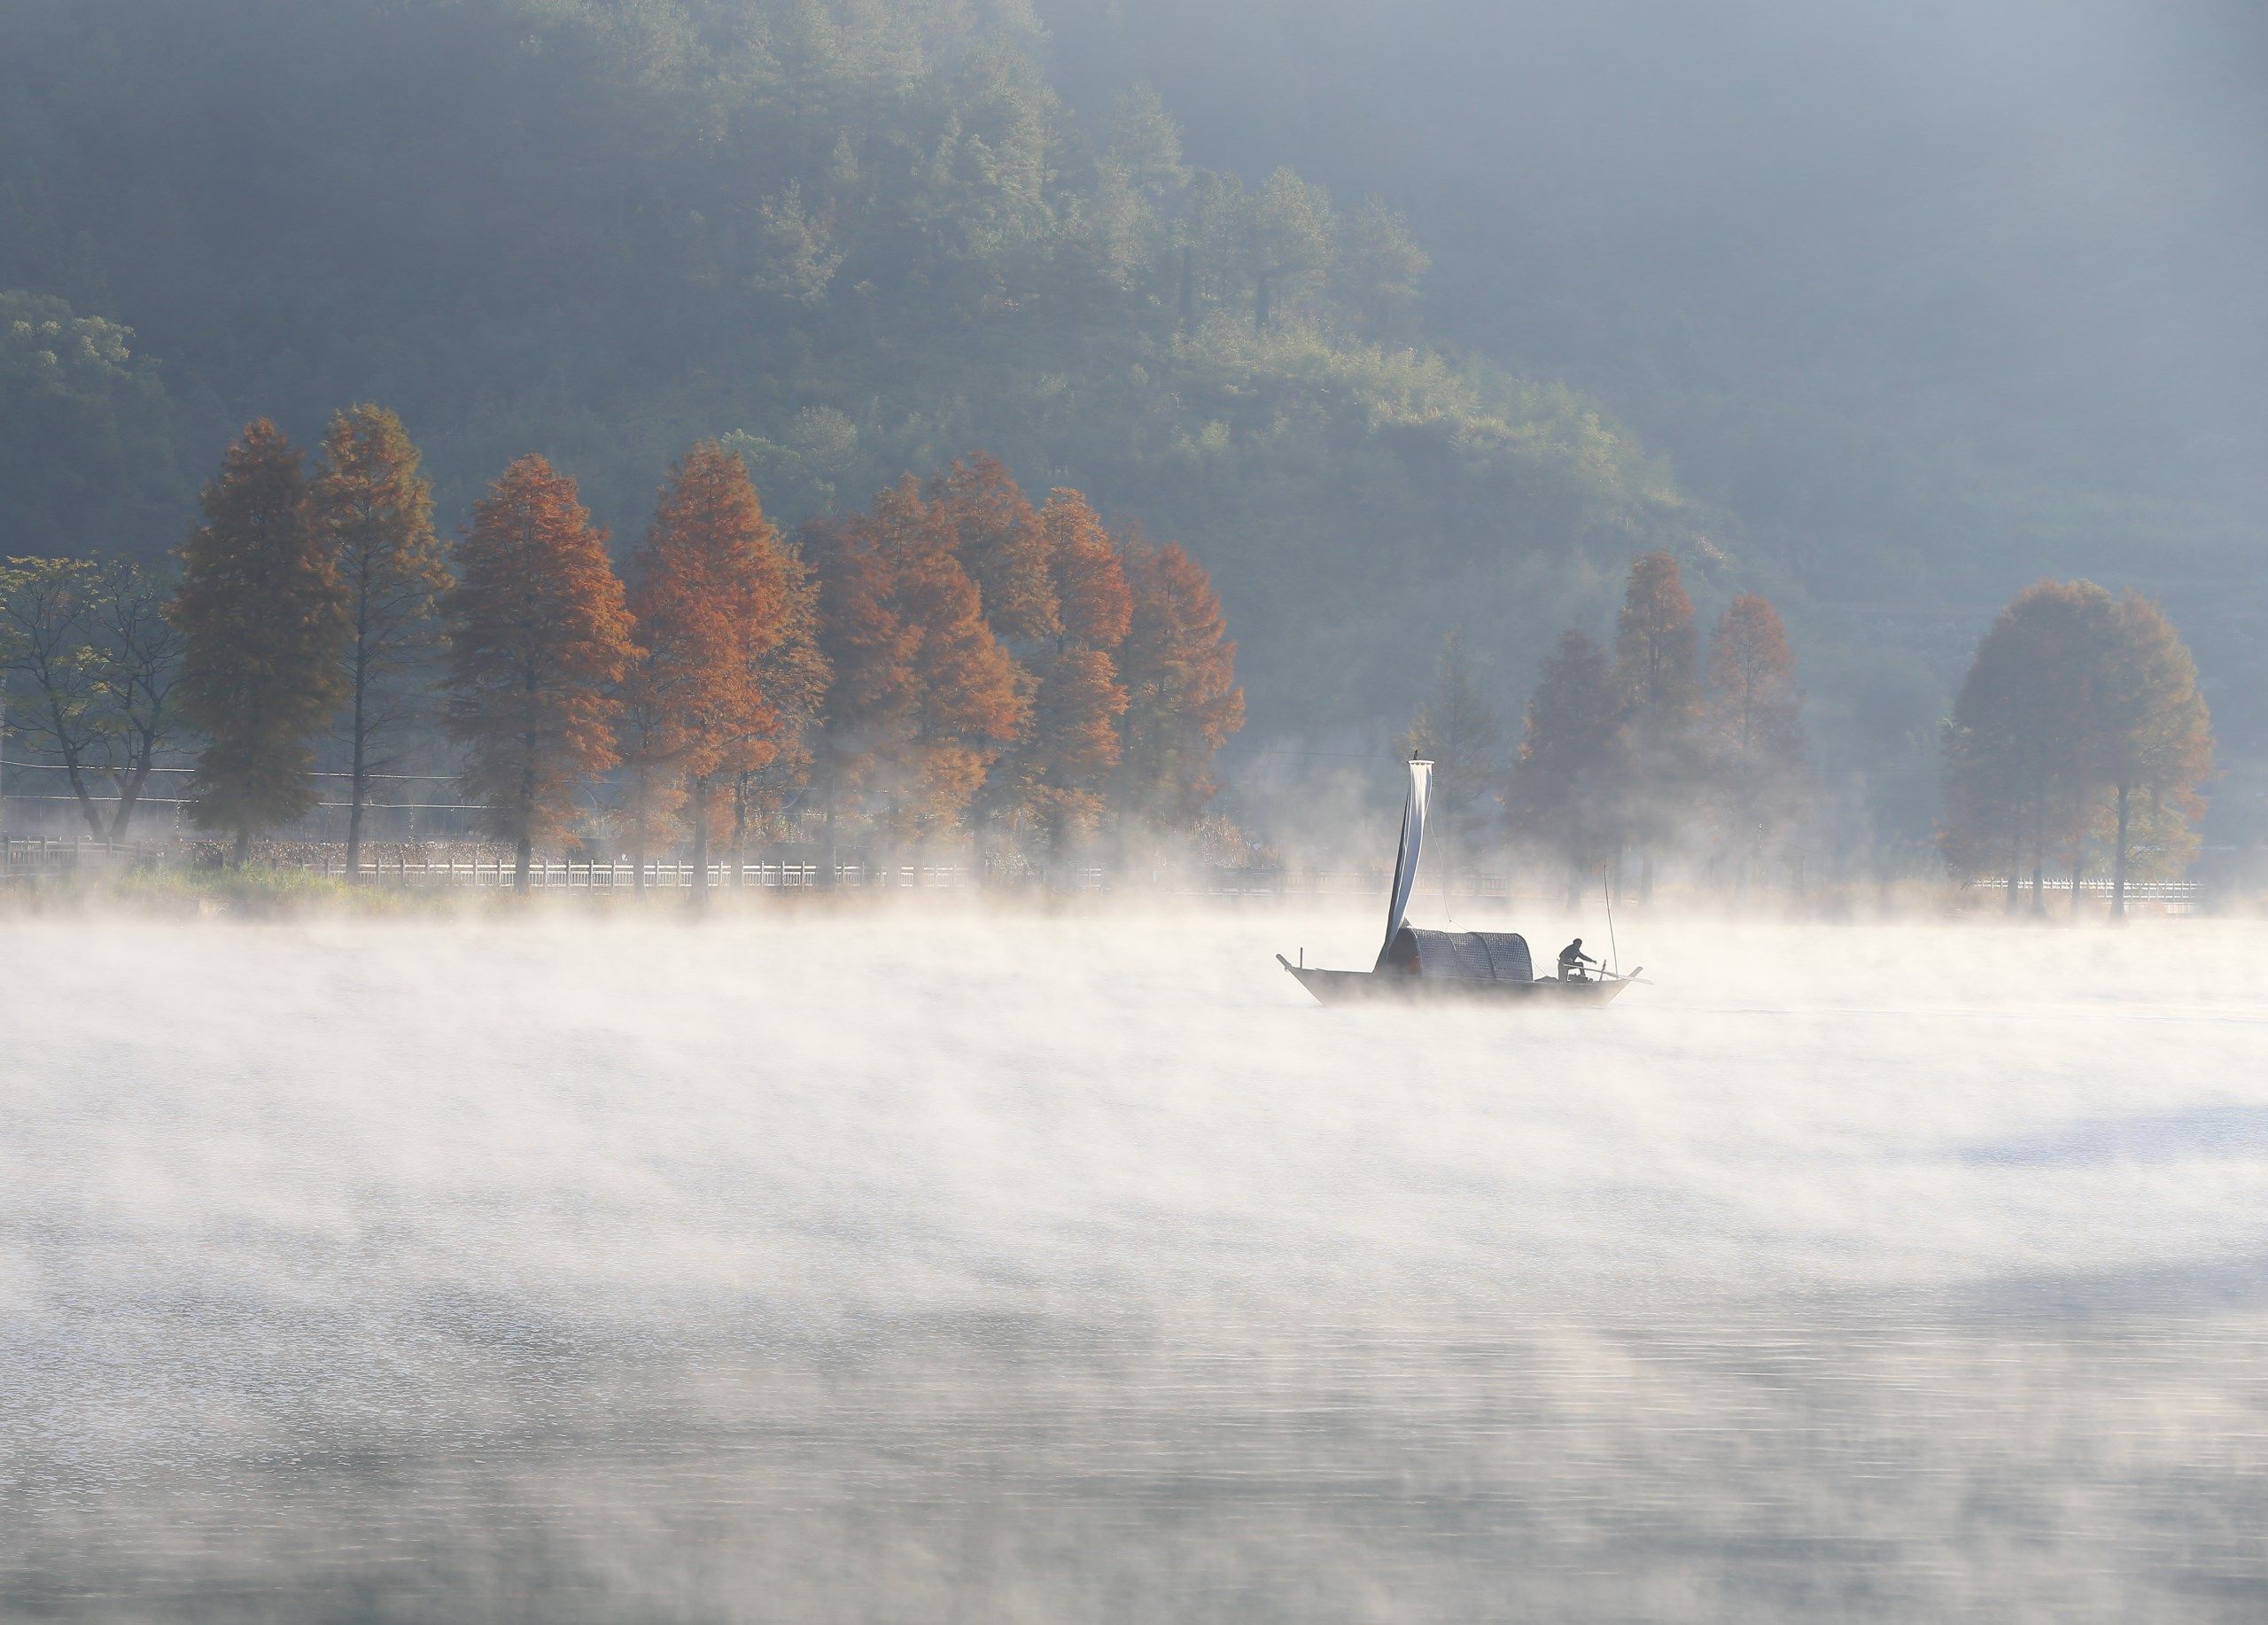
[4,910,2264,1621]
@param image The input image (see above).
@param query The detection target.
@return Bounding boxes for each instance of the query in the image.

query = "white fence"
[1967,876,2198,911]
[0,836,1495,899]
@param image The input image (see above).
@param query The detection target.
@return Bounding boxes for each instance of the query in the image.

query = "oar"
[1610,965,1654,985]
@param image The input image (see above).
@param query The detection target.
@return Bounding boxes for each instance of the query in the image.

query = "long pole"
[1603,867,1619,978]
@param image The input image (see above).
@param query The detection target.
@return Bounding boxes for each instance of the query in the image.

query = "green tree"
[1249,167,1336,331]
[311,404,449,881]
[170,420,349,864]
[754,182,843,304]
[1,555,183,839]
[0,290,181,561]
[1331,196,1431,338]
[721,408,861,528]
[1107,84,1190,199]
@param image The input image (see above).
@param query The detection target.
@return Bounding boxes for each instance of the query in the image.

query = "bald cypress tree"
[1508,628,1625,906]
[880,476,1027,853]
[1937,579,2203,914]
[170,420,349,865]
[1025,489,1131,853]
[804,510,918,886]
[1704,594,1806,892]
[621,441,809,905]
[1612,550,1699,899]
[312,405,448,881]
[1115,533,1244,829]
[443,455,635,891]
[2095,593,2213,919]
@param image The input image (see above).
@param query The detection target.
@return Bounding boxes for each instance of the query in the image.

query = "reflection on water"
[4,914,2265,1621]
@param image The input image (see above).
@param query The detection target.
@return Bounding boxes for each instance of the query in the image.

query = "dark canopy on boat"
[1379,927,1534,983]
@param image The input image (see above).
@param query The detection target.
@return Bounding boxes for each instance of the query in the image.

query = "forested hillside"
[0,0,1686,738]
[1046,0,2268,797]
[4,0,2259,868]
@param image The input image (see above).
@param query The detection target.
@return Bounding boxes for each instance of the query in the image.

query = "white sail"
[1377,759,1432,967]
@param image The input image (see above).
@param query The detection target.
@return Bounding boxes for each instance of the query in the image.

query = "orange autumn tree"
[728,539,827,884]
[1612,548,1701,899]
[170,419,349,865]
[1022,488,1131,850]
[1705,593,1808,892]
[805,510,919,884]
[443,455,635,890]
[617,441,812,901]
[310,404,450,882]
[871,475,1026,862]
[928,452,1056,643]
[928,451,1053,863]
[1115,530,1244,828]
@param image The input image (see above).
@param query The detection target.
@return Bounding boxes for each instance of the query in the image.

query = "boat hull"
[1281,961,1630,1007]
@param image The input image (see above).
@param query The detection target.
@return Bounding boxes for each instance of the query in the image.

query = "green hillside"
[5,0,2259,866]
[0,0,1697,737]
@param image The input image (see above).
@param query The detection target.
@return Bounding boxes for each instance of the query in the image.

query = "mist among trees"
[0,0,2256,895]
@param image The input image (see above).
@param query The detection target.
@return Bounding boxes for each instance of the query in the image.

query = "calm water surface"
[4,912,2264,1621]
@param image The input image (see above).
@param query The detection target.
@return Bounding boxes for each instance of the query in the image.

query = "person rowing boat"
[1273,760,1643,1007]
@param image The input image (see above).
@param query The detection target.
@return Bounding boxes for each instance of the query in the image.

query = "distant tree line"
[1,0,1682,760]
[1412,550,1810,904]
[1939,580,2212,917]
[1,412,1242,891]
[1404,553,2212,913]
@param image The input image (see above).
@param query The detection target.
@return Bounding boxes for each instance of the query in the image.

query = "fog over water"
[4,910,2266,1620]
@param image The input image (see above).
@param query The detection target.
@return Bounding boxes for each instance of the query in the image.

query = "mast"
[1375,758,1433,968]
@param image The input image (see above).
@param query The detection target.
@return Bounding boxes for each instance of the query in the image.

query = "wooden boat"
[1278,759,1640,1007]
[1278,955,1632,1006]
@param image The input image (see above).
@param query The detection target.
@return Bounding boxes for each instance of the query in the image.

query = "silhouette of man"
[1557,937,1596,981]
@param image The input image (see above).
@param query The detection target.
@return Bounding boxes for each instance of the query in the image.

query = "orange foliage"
[928,452,1057,643]
[1013,489,1133,843]
[1029,644,1129,837]
[871,476,1026,836]
[1116,530,1244,827]
[443,455,634,882]
[1613,549,1699,719]
[171,418,350,852]
[1039,488,1131,649]
[619,443,812,875]
[806,509,917,873]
